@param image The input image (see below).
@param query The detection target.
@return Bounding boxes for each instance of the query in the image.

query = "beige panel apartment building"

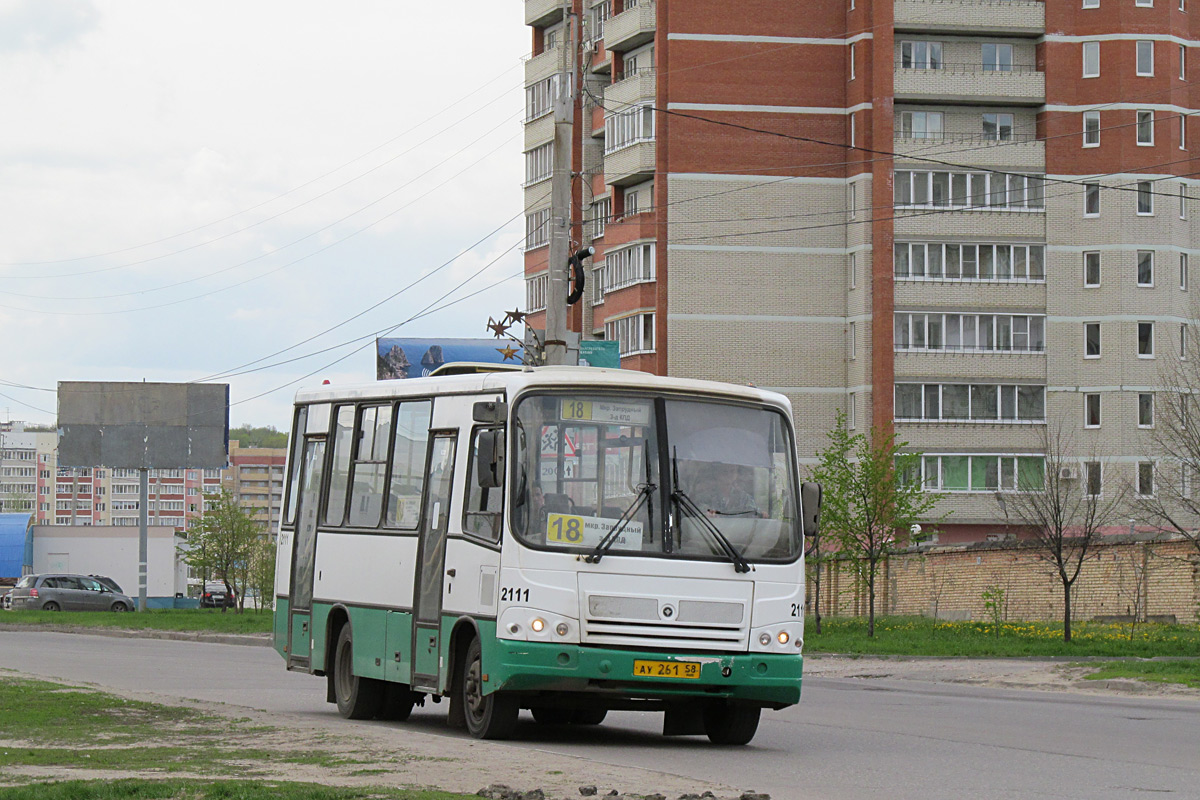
[522,1,1199,541]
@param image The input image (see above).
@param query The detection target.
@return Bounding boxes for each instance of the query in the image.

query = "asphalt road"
[2,629,1198,800]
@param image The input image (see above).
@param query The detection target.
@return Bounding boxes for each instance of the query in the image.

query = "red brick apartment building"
[522,0,1199,540]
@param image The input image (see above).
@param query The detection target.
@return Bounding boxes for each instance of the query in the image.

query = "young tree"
[994,423,1124,642]
[181,490,259,614]
[811,411,942,636]
[247,534,277,612]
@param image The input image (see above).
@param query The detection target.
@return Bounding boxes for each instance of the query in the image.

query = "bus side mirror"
[801,482,822,537]
[477,430,505,489]
[473,400,508,424]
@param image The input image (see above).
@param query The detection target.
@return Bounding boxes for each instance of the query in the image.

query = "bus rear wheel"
[333,625,383,720]
[462,638,517,739]
[703,702,760,745]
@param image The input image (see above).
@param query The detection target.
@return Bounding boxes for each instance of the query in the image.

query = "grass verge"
[0,609,271,635]
[1079,660,1200,688]
[804,615,1200,658]
[0,779,475,800]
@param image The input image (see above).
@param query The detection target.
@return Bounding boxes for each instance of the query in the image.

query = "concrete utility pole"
[544,0,574,366]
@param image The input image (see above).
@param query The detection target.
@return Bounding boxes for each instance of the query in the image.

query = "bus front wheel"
[333,625,383,720]
[461,638,518,739]
[703,702,761,745]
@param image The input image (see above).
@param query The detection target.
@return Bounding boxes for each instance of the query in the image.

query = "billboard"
[57,382,229,470]
[377,338,524,380]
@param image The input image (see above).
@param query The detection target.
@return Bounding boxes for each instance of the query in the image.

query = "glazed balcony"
[895,0,1044,37]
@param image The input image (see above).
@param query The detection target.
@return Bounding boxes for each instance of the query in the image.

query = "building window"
[894,312,1045,352]
[525,208,550,250]
[604,104,655,153]
[981,43,1013,72]
[982,113,1014,141]
[1181,253,1189,290]
[1083,0,1099,6]
[900,40,943,70]
[525,272,547,312]
[1083,41,1100,77]
[591,266,604,305]
[897,111,943,140]
[1136,40,1155,75]
[1085,393,1101,428]
[1084,251,1101,287]
[591,197,610,239]
[915,454,1044,493]
[1085,462,1102,496]
[895,383,1045,423]
[1138,250,1154,286]
[1085,322,1101,358]
[604,312,655,356]
[1139,393,1155,428]
[1181,115,1188,150]
[1181,44,1187,80]
[850,113,856,148]
[603,242,655,291]
[1083,111,1100,147]
[1140,181,1155,213]
[849,42,856,80]
[1084,182,1100,216]
[894,242,1045,281]
[849,181,857,218]
[1137,461,1155,497]
[849,251,857,289]
[1135,0,1152,6]
[1180,185,1188,219]
[848,393,857,430]
[524,142,554,185]
[1182,323,1189,359]
[1138,321,1155,357]
[894,170,1044,210]
[1137,110,1154,145]
[524,73,570,122]
[849,321,857,360]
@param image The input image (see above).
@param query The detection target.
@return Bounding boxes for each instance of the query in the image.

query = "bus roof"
[293,366,791,412]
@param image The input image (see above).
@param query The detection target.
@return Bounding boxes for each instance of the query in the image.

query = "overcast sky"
[0,0,529,431]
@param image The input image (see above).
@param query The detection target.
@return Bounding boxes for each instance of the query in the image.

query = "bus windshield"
[512,392,801,563]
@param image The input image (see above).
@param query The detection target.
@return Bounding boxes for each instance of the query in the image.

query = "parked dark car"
[200,581,237,608]
[9,573,134,612]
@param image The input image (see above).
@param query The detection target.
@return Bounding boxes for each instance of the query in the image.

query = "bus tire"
[703,702,760,745]
[379,683,416,722]
[573,708,607,725]
[333,625,383,720]
[462,638,518,739]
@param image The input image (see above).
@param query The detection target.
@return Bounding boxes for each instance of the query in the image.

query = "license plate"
[633,659,702,680]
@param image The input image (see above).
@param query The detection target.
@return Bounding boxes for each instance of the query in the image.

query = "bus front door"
[288,438,326,671]
[412,433,456,690]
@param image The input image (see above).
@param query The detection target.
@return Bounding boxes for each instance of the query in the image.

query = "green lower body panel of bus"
[484,638,803,707]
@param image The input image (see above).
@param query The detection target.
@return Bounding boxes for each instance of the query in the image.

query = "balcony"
[525,0,565,27]
[524,46,564,88]
[604,140,655,186]
[894,134,1044,171]
[605,1,655,53]
[895,0,1044,37]
[606,68,655,111]
[894,64,1045,106]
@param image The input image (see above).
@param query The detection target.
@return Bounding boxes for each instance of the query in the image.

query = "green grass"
[804,615,1200,658]
[0,609,272,635]
[1080,660,1200,688]
[0,780,475,800]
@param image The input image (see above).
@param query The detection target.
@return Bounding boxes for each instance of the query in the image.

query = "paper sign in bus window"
[546,513,642,549]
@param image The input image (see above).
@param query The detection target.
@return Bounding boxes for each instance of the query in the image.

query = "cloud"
[0,0,99,53]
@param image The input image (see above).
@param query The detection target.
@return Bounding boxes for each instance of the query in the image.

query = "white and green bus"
[273,366,819,744]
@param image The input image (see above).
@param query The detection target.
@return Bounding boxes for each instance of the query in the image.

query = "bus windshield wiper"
[585,481,655,564]
[671,452,751,573]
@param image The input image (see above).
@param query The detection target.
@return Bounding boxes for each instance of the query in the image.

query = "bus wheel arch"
[446,617,481,729]
[323,606,351,702]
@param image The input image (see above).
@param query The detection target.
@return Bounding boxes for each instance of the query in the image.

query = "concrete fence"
[807,535,1200,626]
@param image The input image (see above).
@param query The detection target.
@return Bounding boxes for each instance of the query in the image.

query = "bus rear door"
[411,432,457,691]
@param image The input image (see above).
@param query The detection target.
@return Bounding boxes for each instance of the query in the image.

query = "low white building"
[30,524,187,601]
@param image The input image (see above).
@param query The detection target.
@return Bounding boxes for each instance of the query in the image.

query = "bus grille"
[582,619,747,650]
[583,594,748,650]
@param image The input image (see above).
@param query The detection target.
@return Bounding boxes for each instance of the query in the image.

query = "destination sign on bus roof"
[560,399,651,426]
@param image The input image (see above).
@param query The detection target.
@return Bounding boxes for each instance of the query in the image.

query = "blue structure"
[0,513,33,580]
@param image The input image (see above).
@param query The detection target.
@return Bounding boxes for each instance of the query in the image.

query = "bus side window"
[283,406,308,526]
[385,400,432,529]
[347,404,391,528]
[464,427,504,542]
[324,405,356,526]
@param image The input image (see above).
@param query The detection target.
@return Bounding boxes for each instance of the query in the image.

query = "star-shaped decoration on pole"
[505,309,527,325]
[487,316,511,338]
[497,344,520,361]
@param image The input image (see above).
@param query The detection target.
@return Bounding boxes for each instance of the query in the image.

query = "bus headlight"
[531,618,546,633]
[555,622,570,637]
[759,633,771,646]
[777,631,790,645]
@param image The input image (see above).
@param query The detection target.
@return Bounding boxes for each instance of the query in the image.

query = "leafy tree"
[181,490,259,613]
[995,423,1124,642]
[230,425,288,448]
[247,534,277,612]
[811,411,942,637]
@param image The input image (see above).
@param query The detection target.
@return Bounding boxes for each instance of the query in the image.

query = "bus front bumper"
[485,639,802,707]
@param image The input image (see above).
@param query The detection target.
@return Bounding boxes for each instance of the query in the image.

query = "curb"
[0,623,272,647]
